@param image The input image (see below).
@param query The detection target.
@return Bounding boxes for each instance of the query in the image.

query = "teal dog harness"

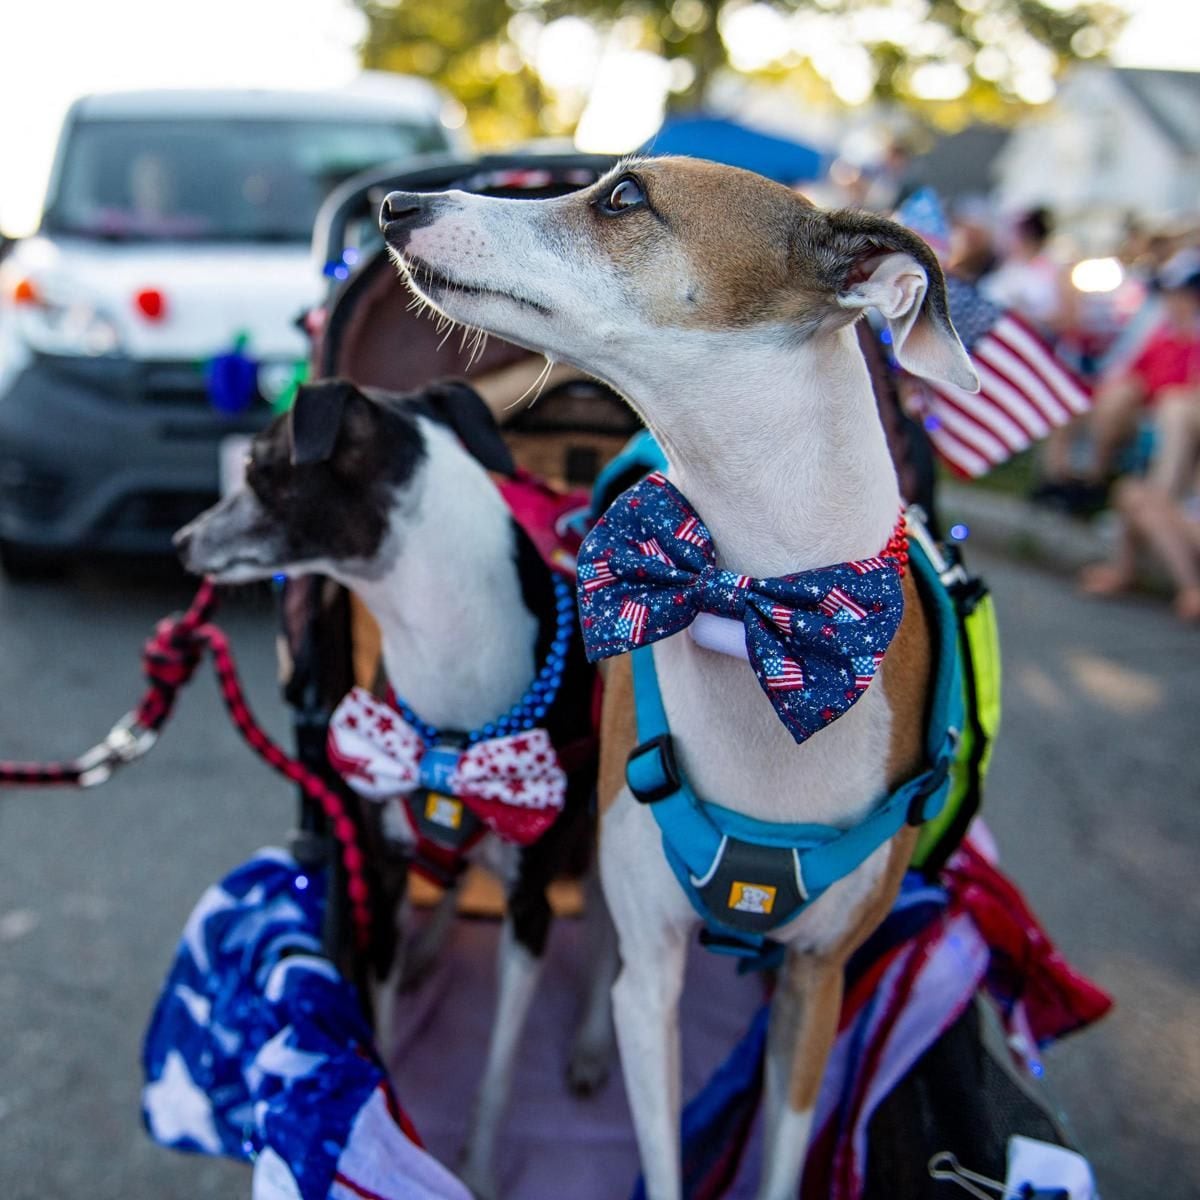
[625,533,964,959]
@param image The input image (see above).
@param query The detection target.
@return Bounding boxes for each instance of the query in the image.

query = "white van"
[0,77,460,574]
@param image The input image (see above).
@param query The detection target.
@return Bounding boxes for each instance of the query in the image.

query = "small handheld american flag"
[920,277,1092,477]
[895,190,1093,478]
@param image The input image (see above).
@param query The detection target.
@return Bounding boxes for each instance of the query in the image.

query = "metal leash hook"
[930,1152,1008,1200]
[929,1152,1068,1200]
[75,713,160,787]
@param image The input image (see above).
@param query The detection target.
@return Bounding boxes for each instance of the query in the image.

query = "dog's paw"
[566,1038,613,1097]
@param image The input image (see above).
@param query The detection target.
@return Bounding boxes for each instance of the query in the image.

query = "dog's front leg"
[601,789,696,1200]
[459,917,545,1200]
[567,865,619,1095]
[460,828,564,1200]
[371,891,415,1069]
[757,949,843,1200]
[399,881,460,993]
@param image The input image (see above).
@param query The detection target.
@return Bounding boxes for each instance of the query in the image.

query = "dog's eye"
[601,176,647,214]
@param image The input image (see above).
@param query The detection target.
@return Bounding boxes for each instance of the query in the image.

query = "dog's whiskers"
[389,254,490,371]
[466,327,489,370]
[504,356,555,412]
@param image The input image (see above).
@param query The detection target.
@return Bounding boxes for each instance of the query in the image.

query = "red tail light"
[12,277,41,305]
[134,287,167,321]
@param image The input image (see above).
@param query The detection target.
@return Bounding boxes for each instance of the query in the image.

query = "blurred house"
[993,66,1200,239]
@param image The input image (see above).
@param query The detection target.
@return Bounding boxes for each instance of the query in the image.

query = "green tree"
[354,0,1125,143]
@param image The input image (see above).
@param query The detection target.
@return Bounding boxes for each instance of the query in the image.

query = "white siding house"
[994,67,1200,231]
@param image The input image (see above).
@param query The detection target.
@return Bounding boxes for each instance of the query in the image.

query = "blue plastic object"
[643,114,826,184]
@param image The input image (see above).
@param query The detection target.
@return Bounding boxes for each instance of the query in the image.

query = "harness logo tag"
[425,793,463,830]
[728,881,776,915]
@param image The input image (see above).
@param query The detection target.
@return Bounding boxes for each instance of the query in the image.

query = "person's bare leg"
[1041,422,1077,482]
[1148,387,1200,499]
[1126,485,1200,620]
[1079,478,1145,595]
[1087,376,1145,481]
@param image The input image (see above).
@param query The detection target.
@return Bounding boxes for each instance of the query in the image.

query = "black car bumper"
[0,353,271,555]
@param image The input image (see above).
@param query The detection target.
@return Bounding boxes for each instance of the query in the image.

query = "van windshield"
[43,116,447,242]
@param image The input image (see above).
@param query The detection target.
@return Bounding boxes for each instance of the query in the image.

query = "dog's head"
[175,378,512,584]
[379,157,978,395]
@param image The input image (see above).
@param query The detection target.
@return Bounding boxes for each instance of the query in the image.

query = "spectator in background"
[948,211,997,284]
[1040,256,1200,512]
[1077,260,1200,622]
[1084,263,1200,490]
[981,207,1067,335]
[1079,471,1200,623]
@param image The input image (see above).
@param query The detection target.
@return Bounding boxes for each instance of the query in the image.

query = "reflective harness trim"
[626,532,964,957]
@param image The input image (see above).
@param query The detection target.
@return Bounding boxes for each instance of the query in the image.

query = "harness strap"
[626,529,963,951]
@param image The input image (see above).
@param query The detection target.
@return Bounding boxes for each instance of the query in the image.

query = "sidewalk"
[940,481,1115,575]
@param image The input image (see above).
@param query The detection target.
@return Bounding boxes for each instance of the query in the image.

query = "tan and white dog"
[378,158,978,1200]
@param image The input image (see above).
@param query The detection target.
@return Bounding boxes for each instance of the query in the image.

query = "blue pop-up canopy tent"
[641,114,827,184]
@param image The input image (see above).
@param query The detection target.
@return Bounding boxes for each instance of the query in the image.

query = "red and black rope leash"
[0,581,373,950]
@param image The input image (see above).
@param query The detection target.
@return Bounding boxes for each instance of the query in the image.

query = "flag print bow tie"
[578,472,907,744]
[326,688,566,845]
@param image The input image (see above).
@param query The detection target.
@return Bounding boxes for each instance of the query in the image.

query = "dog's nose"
[379,191,427,233]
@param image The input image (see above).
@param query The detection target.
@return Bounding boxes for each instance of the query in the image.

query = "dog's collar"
[387,571,575,748]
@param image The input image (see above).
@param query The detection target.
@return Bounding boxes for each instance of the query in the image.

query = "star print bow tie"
[326,688,566,845]
[577,472,908,745]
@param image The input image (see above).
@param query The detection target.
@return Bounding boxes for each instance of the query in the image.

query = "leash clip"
[928,1151,1066,1200]
[76,714,159,787]
[929,1152,1008,1199]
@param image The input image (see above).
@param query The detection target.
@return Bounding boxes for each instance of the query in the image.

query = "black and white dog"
[176,379,616,1198]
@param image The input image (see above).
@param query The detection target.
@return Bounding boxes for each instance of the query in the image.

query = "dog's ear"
[420,380,516,476]
[290,379,359,465]
[826,211,979,393]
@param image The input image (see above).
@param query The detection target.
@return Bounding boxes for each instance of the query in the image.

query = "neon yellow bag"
[910,522,1002,873]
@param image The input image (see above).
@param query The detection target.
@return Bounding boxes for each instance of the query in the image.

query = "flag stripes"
[850,557,887,575]
[617,598,649,644]
[636,537,673,565]
[765,656,806,691]
[674,516,707,547]
[579,560,615,591]
[922,289,1093,478]
[817,587,868,620]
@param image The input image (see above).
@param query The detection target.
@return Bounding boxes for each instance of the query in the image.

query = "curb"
[940,482,1115,576]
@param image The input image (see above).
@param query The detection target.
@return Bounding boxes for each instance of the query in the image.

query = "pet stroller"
[143,151,1109,1200]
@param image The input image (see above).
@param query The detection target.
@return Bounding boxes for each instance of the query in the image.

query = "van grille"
[140,362,267,409]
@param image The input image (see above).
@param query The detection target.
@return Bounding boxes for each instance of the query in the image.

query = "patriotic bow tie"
[326,688,566,845]
[578,472,907,744]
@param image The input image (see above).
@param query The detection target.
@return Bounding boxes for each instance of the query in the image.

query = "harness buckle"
[626,733,681,804]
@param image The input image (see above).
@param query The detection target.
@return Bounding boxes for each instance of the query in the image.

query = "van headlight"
[9,276,123,357]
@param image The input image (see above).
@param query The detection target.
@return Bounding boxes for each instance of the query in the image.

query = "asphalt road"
[0,550,1196,1199]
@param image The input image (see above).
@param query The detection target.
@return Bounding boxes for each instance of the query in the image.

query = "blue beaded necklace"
[389,572,576,747]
